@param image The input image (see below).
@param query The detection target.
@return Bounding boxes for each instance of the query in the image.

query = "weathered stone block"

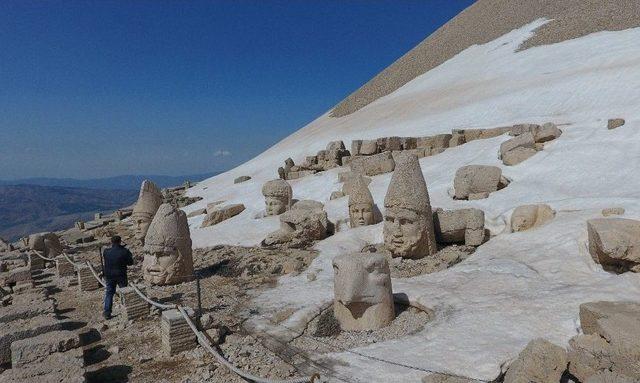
[1,346,85,382]
[433,208,485,246]
[400,137,417,150]
[587,218,640,273]
[119,286,149,321]
[602,207,625,217]
[56,255,76,277]
[350,140,362,156]
[453,165,505,200]
[510,204,555,232]
[161,308,196,355]
[77,265,100,291]
[510,123,540,136]
[534,122,562,143]
[11,330,80,367]
[503,338,567,383]
[0,266,31,287]
[359,139,378,155]
[0,298,54,323]
[608,119,625,130]
[502,147,537,166]
[500,132,535,159]
[186,208,206,218]
[350,152,395,176]
[233,176,251,184]
[0,314,64,364]
[201,204,246,228]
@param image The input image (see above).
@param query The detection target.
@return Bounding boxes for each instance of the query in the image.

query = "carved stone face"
[133,213,153,244]
[349,203,374,228]
[333,253,394,331]
[142,204,193,285]
[265,196,288,216]
[384,207,429,258]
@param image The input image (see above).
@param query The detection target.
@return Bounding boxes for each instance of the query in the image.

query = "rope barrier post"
[195,272,202,319]
[98,245,104,277]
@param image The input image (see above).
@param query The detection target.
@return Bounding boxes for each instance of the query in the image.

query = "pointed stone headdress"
[133,180,163,217]
[384,152,431,213]
[144,203,192,254]
[348,175,374,206]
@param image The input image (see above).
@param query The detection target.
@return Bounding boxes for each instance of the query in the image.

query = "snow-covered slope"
[184,19,640,381]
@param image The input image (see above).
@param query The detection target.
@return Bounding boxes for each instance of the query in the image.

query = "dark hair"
[111,236,122,245]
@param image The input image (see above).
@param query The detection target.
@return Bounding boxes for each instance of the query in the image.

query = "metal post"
[196,273,202,317]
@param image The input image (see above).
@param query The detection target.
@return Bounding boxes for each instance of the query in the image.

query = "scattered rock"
[500,132,535,159]
[234,176,251,184]
[511,204,556,232]
[602,207,625,217]
[607,118,625,130]
[453,165,508,200]
[503,338,567,383]
[433,208,485,246]
[587,218,640,273]
[502,146,537,165]
[201,203,246,228]
[187,208,206,218]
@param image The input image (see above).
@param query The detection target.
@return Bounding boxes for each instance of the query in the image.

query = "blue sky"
[0,0,474,179]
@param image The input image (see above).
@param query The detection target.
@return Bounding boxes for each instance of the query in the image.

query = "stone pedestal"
[55,256,75,278]
[161,308,196,355]
[119,287,149,321]
[28,253,45,271]
[77,265,100,291]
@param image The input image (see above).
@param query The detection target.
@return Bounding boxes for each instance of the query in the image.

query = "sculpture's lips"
[145,266,163,275]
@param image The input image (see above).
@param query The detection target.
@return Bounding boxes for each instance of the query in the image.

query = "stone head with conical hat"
[132,180,163,244]
[383,152,436,258]
[348,175,376,228]
[262,179,292,216]
[142,203,194,285]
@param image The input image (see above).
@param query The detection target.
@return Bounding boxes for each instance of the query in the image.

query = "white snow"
[185,19,640,381]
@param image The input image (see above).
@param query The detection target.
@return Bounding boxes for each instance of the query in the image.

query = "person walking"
[102,235,134,319]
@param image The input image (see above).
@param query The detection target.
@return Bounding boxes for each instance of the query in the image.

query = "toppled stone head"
[383,153,437,258]
[263,200,331,248]
[348,175,376,228]
[142,203,194,285]
[333,252,394,331]
[28,232,63,258]
[261,179,292,216]
[132,180,163,244]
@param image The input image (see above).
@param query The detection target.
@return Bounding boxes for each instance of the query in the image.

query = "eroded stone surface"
[502,146,537,166]
[510,204,556,232]
[11,330,80,367]
[587,218,640,273]
[433,208,485,246]
[143,203,194,285]
[350,152,396,176]
[132,180,163,245]
[453,165,505,200]
[201,204,245,228]
[503,338,567,383]
[261,179,293,216]
[333,253,394,331]
[384,153,437,258]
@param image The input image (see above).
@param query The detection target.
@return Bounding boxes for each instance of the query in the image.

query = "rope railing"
[130,282,177,310]
[84,260,106,288]
[176,305,318,383]
[31,250,56,262]
[63,252,81,267]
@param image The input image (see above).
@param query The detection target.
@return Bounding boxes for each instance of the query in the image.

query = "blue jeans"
[103,277,128,315]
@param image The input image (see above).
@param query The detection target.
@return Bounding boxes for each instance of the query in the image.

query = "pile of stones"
[278,140,351,180]
[498,122,562,165]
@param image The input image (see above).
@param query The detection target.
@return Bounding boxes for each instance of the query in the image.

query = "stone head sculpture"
[383,153,437,258]
[348,176,376,228]
[132,180,163,244]
[28,233,63,258]
[142,203,194,285]
[261,179,292,216]
[333,253,394,331]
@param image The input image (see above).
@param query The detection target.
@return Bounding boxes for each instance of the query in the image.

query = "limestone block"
[449,132,466,147]
[233,176,251,184]
[333,253,394,331]
[56,255,76,277]
[503,338,567,383]
[201,204,245,228]
[586,371,635,383]
[587,218,640,273]
[568,334,613,382]
[350,140,362,156]
[350,152,395,176]
[608,119,625,130]
[401,137,417,150]
[453,165,505,200]
[326,140,345,151]
[359,139,378,155]
[11,330,80,367]
[186,208,206,218]
[28,252,46,270]
[0,298,55,323]
[119,286,149,321]
[602,207,625,217]
[330,191,345,200]
[161,308,196,355]
[510,123,540,136]
[534,122,562,143]
[502,147,537,166]
[433,134,452,148]
[0,266,31,287]
[433,208,485,246]
[342,155,352,166]
[0,347,85,383]
[510,204,555,232]
[0,314,65,364]
[579,301,640,337]
[77,265,100,291]
[500,132,535,159]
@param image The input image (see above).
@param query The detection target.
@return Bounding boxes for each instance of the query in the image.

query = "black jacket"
[103,245,134,280]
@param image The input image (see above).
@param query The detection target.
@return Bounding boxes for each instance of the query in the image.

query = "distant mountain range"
[0,173,218,242]
[0,173,218,190]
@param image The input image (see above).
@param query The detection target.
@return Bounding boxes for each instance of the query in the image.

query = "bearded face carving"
[142,204,194,285]
[333,253,394,331]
